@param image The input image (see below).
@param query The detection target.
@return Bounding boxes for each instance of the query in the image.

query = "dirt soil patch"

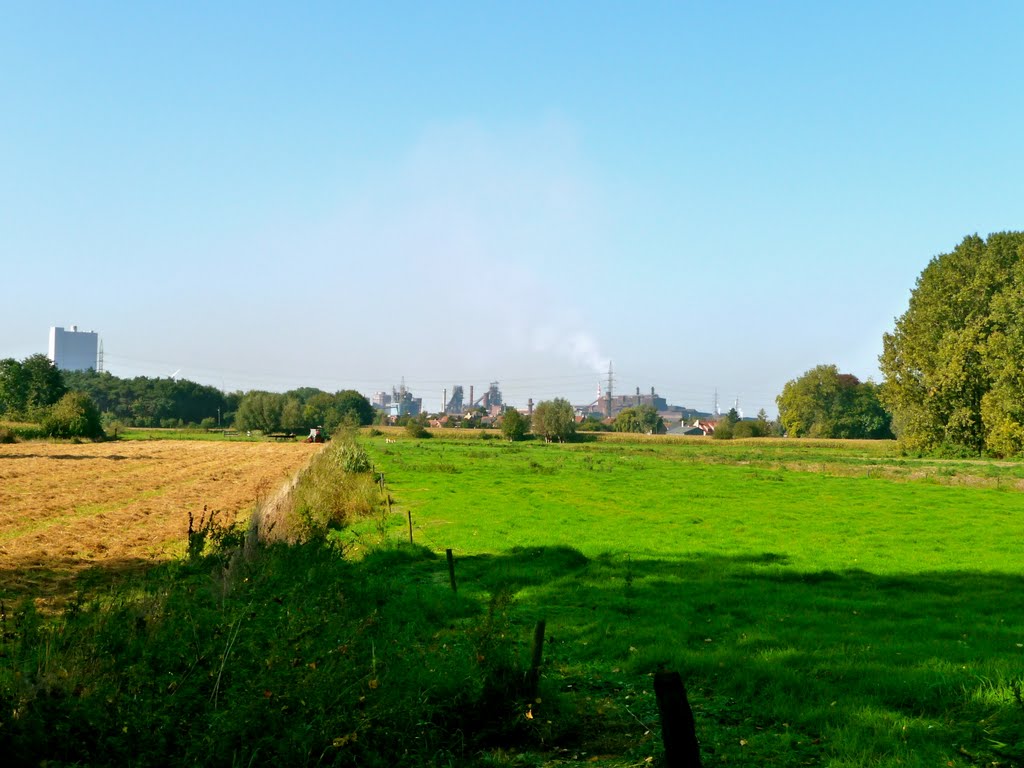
[0,440,315,602]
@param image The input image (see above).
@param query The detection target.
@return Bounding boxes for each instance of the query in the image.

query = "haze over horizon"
[3,3,1022,417]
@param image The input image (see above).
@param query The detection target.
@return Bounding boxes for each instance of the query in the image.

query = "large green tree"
[235,392,284,433]
[777,364,892,439]
[614,404,666,434]
[334,390,374,427]
[0,358,28,416]
[499,408,529,441]
[531,398,576,442]
[880,232,1024,456]
[0,355,67,418]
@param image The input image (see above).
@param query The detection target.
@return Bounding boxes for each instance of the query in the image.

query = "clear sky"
[3,2,1022,416]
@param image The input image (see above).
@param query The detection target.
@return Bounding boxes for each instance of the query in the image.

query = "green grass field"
[351,434,1024,767]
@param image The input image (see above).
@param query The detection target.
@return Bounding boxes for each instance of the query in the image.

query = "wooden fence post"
[653,670,702,768]
[527,619,546,698]
[407,509,413,544]
[446,548,457,593]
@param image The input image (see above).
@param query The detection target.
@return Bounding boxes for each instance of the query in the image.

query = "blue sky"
[3,2,1022,416]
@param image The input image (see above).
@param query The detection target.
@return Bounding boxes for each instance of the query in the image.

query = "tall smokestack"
[528,398,534,416]
[469,385,474,410]
[443,388,447,414]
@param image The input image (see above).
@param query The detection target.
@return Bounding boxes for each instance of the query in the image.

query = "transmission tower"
[605,361,614,418]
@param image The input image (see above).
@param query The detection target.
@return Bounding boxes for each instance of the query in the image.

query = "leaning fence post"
[653,670,702,768]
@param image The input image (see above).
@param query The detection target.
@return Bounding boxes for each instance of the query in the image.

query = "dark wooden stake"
[527,619,546,698]
[654,670,702,768]
[407,509,413,544]
[446,548,457,593]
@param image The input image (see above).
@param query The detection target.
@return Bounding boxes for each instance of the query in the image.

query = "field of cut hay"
[0,440,315,602]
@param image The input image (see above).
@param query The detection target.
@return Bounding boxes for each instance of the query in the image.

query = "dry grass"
[0,440,316,602]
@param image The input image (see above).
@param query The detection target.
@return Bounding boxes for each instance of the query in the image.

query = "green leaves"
[777,365,892,439]
[880,232,1024,456]
[531,398,576,443]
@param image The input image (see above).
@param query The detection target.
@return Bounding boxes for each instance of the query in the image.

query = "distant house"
[693,420,716,436]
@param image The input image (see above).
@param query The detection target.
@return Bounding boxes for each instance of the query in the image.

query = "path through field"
[0,440,315,602]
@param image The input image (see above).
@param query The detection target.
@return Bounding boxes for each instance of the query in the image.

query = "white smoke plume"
[531,326,608,376]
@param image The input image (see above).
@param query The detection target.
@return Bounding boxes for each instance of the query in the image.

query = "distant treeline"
[0,361,376,434]
[63,370,238,428]
[62,370,374,432]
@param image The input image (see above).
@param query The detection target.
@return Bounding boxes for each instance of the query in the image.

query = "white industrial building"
[48,326,99,371]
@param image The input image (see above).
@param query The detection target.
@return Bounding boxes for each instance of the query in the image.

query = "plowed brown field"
[0,440,315,602]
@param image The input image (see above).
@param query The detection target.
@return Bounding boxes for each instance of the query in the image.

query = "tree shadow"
[0,553,169,608]
[438,544,1024,765]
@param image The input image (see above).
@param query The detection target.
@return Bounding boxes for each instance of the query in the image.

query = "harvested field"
[0,440,316,602]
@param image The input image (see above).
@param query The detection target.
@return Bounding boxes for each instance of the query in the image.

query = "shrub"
[406,422,431,439]
[42,392,105,439]
[0,426,16,444]
[732,420,764,439]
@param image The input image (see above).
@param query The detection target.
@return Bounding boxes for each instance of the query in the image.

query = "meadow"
[350,433,1024,767]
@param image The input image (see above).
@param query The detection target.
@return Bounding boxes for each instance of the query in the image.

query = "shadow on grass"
[0,554,172,607]
[0,453,149,461]
[441,544,1024,766]
[5,541,1024,767]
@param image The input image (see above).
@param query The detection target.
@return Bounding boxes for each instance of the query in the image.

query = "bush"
[0,426,17,444]
[42,392,105,439]
[406,422,431,439]
[732,420,764,439]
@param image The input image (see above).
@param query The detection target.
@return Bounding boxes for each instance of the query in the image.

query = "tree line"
[777,231,1024,457]
[0,360,375,438]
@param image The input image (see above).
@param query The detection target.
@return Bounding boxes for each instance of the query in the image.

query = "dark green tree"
[0,358,28,416]
[22,354,67,413]
[531,398,576,442]
[880,232,1024,456]
[614,404,666,434]
[777,364,892,439]
[335,390,374,427]
[499,408,529,441]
